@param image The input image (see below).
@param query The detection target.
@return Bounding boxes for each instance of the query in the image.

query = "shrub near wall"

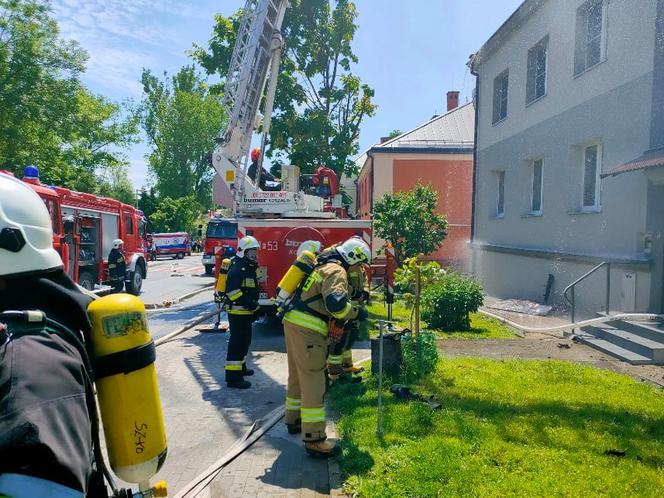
[422,274,484,331]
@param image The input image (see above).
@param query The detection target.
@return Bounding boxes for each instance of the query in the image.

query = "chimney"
[447,90,460,111]
[380,136,390,143]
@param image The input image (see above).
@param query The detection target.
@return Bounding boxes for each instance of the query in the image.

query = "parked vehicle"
[7,167,149,294]
[202,217,238,275]
[151,232,191,260]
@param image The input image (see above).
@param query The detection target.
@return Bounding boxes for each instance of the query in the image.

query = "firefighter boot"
[242,366,255,376]
[286,419,302,434]
[227,379,252,389]
[305,439,340,458]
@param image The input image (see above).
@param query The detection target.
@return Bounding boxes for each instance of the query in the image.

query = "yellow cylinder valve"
[87,294,167,486]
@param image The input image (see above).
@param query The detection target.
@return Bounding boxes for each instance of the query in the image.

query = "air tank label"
[102,312,149,337]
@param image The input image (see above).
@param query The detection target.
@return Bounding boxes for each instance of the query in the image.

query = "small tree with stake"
[373,183,448,266]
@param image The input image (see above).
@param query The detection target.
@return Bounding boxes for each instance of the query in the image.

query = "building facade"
[357,96,475,268]
[471,0,664,316]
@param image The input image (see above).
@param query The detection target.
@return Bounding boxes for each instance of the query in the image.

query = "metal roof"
[371,101,475,152]
[602,148,664,178]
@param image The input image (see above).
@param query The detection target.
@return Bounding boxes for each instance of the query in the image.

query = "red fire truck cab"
[202,217,238,275]
[10,167,149,294]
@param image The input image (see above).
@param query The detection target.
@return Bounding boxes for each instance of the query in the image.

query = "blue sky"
[51,0,523,189]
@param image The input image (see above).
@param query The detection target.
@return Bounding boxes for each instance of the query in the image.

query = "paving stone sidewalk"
[149,312,368,497]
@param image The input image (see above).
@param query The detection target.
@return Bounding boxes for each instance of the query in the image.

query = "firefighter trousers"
[284,321,327,442]
[226,313,254,382]
[327,321,360,375]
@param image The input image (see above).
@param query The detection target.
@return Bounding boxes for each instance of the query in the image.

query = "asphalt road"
[140,253,215,306]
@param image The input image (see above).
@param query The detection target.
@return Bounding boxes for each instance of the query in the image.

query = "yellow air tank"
[215,257,232,294]
[276,250,316,304]
[87,294,167,488]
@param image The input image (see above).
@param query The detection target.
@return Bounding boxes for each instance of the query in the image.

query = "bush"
[401,330,438,382]
[421,274,484,331]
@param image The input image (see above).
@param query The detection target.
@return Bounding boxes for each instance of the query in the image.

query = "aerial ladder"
[211,0,333,218]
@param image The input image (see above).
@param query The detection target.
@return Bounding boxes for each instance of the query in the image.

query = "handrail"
[562,261,611,325]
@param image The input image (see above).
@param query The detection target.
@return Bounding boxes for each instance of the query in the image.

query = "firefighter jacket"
[225,256,259,315]
[108,248,126,280]
[284,259,360,335]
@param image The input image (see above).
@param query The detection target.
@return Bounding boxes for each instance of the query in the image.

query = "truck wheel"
[205,265,213,276]
[177,252,185,260]
[78,271,95,290]
[126,269,143,295]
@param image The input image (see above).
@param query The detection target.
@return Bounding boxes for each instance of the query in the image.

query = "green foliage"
[140,66,226,209]
[330,358,664,497]
[191,0,376,177]
[386,129,402,140]
[394,257,447,295]
[137,188,159,219]
[373,183,448,265]
[149,195,202,234]
[422,274,484,331]
[0,0,139,192]
[400,330,438,382]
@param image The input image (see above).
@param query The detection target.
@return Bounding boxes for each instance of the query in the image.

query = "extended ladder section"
[211,0,330,218]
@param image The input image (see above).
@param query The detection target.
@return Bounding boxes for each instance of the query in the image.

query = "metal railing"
[562,261,611,325]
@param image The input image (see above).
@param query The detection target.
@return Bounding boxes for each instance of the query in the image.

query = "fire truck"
[9,167,149,294]
[201,217,238,275]
[210,0,372,309]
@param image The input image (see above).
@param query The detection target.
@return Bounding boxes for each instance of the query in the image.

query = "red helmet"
[250,148,261,162]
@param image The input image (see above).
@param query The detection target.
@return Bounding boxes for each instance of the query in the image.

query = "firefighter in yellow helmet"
[223,235,261,389]
[282,236,370,457]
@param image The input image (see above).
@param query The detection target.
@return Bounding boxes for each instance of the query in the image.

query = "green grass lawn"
[365,300,516,340]
[329,358,664,497]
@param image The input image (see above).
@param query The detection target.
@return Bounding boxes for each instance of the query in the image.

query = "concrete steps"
[576,316,664,365]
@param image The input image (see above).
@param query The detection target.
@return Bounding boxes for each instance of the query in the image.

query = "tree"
[149,195,202,234]
[373,183,448,265]
[140,66,225,208]
[97,165,136,205]
[192,0,376,177]
[137,187,159,219]
[0,0,138,192]
[387,129,403,140]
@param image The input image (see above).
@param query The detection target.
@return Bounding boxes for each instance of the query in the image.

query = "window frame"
[492,69,509,125]
[526,36,549,105]
[530,158,544,215]
[124,215,134,235]
[495,170,506,218]
[581,143,602,211]
[574,0,607,77]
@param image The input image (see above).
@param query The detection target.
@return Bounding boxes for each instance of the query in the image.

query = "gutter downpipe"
[367,150,375,215]
[469,54,480,243]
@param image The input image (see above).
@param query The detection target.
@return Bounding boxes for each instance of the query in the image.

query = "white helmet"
[336,236,371,266]
[237,235,260,258]
[112,239,124,249]
[0,173,63,277]
[296,240,322,258]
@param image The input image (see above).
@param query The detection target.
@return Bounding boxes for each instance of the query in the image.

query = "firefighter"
[223,235,261,389]
[327,256,370,380]
[247,147,280,191]
[108,238,126,293]
[0,173,99,497]
[282,237,370,457]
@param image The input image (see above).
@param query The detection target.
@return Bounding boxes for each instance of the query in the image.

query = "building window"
[496,170,505,217]
[530,159,543,214]
[582,144,601,209]
[574,0,605,76]
[492,69,509,124]
[526,36,548,104]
